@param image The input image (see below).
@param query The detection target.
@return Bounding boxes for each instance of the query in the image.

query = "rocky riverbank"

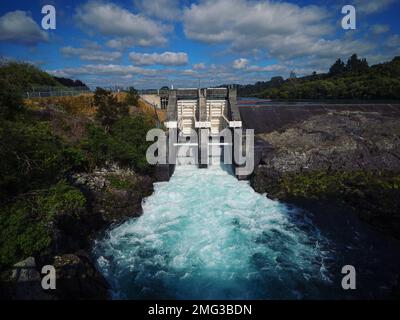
[251,110,400,239]
[1,164,153,300]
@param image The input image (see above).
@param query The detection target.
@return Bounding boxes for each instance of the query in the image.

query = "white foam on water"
[94,163,334,299]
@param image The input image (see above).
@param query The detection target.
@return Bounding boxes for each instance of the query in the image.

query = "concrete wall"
[140,94,161,108]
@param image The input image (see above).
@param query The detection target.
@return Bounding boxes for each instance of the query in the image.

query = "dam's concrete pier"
[155,87,248,180]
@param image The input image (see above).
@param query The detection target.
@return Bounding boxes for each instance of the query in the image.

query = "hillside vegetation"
[238,55,400,100]
[0,61,89,92]
[0,63,156,270]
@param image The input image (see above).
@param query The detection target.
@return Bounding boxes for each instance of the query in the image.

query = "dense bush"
[0,180,86,268]
[81,114,155,173]
[0,117,86,200]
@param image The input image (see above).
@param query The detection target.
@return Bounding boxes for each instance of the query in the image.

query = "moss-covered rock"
[252,111,400,238]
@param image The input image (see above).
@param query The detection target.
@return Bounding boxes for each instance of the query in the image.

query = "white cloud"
[183,0,331,43]
[0,10,48,45]
[386,35,400,48]
[48,64,158,78]
[60,46,122,62]
[134,0,181,21]
[183,0,354,60]
[129,51,188,66]
[75,1,168,47]
[193,63,206,70]
[353,0,396,15]
[370,24,390,35]
[233,58,249,69]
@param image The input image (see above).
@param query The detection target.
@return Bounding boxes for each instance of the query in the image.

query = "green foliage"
[0,77,24,119]
[278,170,400,200]
[329,58,346,76]
[0,180,85,268]
[346,54,369,73]
[94,88,129,128]
[240,55,400,100]
[107,174,135,190]
[0,63,155,270]
[0,118,86,200]
[81,114,155,173]
[0,62,61,92]
[125,86,139,106]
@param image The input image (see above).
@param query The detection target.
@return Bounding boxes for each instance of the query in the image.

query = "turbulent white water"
[94,163,335,299]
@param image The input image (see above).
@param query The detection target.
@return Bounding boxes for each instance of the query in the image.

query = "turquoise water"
[94,164,338,299]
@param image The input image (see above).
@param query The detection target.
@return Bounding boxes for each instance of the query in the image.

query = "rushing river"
[93,163,400,299]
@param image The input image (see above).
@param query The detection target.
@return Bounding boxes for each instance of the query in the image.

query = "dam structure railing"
[155,87,244,180]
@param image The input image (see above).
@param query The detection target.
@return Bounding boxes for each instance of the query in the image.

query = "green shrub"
[94,88,129,128]
[0,118,86,200]
[81,114,155,173]
[0,180,86,269]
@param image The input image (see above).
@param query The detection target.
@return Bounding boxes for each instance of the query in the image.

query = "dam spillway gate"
[155,87,251,180]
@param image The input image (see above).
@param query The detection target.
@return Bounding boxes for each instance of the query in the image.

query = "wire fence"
[24,87,91,99]
[23,86,174,99]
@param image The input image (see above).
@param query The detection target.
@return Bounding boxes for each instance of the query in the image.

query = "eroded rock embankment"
[251,111,400,238]
[1,164,153,300]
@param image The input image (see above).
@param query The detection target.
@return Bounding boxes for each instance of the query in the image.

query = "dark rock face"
[1,253,109,300]
[0,257,52,300]
[51,251,109,300]
[72,164,154,225]
[251,111,400,238]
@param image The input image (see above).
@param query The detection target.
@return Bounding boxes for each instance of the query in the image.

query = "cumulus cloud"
[370,24,390,35]
[386,35,400,48]
[353,0,396,15]
[60,46,122,62]
[48,64,157,78]
[129,51,188,66]
[183,0,354,60]
[183,0,331,43]
[134,0,181,21]
[75,1,168,47]
[0,10,48,45]
[193,63,206,70]
[233,58,249,69]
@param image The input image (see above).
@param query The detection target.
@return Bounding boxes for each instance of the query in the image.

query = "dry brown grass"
[138,99,167,122]
[24,93,96,116]
[24,92,167,123]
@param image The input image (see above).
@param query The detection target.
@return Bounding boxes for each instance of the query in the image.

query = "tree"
[270,76,284,87]
[94,88,129,129]
[329,58,347,76]
[346,54,369,73]
[125,86,139,106]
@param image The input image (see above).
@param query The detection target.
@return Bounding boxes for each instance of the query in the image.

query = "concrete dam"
[154,87,249,180]
[149,88,400,181]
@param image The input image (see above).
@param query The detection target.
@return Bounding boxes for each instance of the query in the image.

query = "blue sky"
[0,0,399,89]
